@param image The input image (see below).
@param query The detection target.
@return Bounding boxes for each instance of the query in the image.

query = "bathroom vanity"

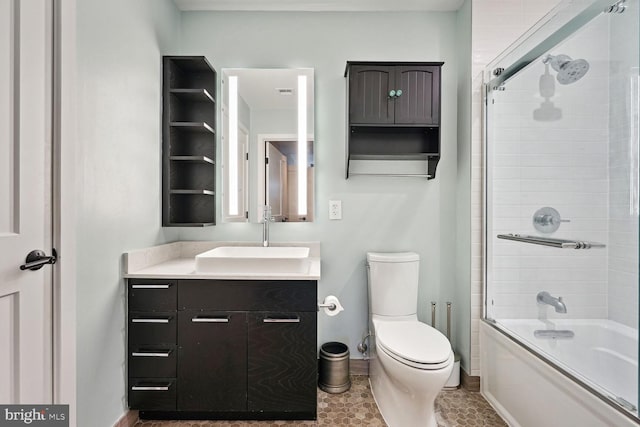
[124,242,320,420]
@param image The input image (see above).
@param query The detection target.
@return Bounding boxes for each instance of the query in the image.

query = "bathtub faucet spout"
[536,291,567,313]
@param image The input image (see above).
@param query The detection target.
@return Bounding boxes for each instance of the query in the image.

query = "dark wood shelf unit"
[345,61,443,179]
[163,56,217,226]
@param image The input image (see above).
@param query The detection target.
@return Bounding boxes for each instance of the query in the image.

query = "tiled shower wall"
[470,0,561,376]
[608,3,639,328]
[488,17,610,319]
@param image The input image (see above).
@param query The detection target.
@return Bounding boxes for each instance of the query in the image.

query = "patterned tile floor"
[134,376,507,427]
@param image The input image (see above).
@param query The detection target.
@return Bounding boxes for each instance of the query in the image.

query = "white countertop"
[123,241,321,280]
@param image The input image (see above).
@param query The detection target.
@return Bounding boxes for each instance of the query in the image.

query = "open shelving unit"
[162,56,217,226]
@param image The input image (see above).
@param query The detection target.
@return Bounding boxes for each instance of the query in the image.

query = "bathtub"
[481,319,639,427]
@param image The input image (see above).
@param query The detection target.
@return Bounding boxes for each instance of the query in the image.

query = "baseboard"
[461,367,480,392]
[113,410,138,427]
[350,358,369,376]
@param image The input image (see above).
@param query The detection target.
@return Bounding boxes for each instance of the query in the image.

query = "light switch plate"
[329,200,342,220]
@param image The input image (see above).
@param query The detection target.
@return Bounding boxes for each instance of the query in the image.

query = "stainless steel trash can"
[318,342,351,393]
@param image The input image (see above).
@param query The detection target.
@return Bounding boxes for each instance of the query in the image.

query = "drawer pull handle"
[131,284,172,289]
[263,318,300,323]
[131,350,172,358]
[131,318,171,324]
[131,385,170,391]
[192,317,229,323]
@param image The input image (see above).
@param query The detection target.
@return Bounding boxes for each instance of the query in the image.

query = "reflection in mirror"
[266,140,314,222]
[222,68,314,223]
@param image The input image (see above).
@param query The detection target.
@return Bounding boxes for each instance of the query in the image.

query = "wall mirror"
[221,68,314,223]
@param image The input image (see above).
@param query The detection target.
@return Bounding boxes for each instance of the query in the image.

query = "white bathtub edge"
[480,321,638,427]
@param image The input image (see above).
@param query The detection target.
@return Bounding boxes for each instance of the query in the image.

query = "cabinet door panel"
[177,310,247,411]
[248,312,317,412]
[349,65,395,124]
[394,66,440,125]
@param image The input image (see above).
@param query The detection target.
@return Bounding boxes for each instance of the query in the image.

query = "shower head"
[542,54,590,85]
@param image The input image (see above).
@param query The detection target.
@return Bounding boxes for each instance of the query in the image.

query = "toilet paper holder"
[317,301,337,311]
[317,295,344,315]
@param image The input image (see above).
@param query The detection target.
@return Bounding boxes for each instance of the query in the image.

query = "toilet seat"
[376,321,453,370]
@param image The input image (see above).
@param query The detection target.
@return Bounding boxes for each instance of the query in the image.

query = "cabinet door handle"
[395,89,403,97]
[263,317,300,323]
[131,317,171,323]
[131,384,171,391]
[131,350,172,358]
[191,317,229,323]
[131,284,172,289]
[388,89,396,98]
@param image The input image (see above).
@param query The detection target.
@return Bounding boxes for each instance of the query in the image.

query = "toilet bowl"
[366,252,454,427]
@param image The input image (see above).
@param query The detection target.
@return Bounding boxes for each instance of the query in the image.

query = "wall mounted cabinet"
[162,56,217,226]
[127,279,317,421]
[345,61,443,179]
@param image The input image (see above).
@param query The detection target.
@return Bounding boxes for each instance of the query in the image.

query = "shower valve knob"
[533,207,569,233]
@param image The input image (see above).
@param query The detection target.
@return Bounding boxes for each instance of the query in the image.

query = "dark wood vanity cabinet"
[345,61,443,179]
[127,279,318,420]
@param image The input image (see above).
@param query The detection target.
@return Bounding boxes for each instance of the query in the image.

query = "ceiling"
[174,0,464,12]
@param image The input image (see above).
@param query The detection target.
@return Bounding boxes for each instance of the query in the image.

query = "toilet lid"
[376,321,451,365]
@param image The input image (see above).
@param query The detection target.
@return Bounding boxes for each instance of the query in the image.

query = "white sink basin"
[195,246,310,275]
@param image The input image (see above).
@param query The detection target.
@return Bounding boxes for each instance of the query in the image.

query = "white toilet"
[366,252,454,427]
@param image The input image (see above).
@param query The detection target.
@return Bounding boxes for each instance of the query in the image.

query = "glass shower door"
[483,0,639,418]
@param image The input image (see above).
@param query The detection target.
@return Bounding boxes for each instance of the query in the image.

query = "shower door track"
[486,0,615,91]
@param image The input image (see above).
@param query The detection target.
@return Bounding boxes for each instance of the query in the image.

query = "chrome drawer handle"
[131,350,172,358]
[131,284,172,289]
[192,317,229,323]
[131,385,170,391]
[131,318,171,323]
[263,318,300,323]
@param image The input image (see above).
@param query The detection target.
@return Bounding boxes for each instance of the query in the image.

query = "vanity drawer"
[128,312,176,345]
[178,280,317,311]
[128,346,177,378]
[128,279,177,312]
[128,378,176,410]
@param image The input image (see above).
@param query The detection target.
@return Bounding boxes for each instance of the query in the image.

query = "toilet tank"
[366,252,420,316]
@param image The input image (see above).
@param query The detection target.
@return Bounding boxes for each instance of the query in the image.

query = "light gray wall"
[75,0,181,425]
[178,11,459,355]
[455,0,472,373]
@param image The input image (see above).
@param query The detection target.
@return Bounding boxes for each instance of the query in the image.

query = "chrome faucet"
[536,291,567,313]
[262,205,272,247]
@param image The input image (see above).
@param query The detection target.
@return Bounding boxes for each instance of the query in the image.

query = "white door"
[266,143,287,221]
[0,0,53,404]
